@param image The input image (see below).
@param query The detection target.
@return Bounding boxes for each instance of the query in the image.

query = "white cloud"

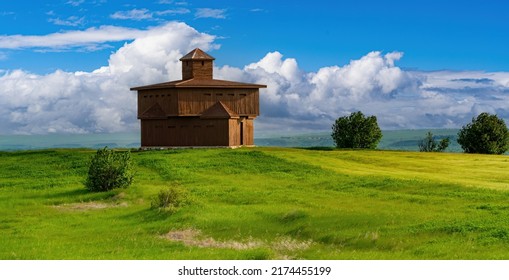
[195,8,226,19]
[156,8,190,16]
[1,21,509,135]
[66,0,85,6]
[218,51,509,131]
[0,26,147,51]
[110,8,190,21]
[110,8,153,21]
[0,22,217,134]
[48,16,86,27]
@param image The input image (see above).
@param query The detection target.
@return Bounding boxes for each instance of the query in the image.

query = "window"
[201,61,204,66]
[228,93,235,97]
[206,125,214,128]
[204,93,211,96]
[216,93,223,97]
[240,93,247,97]
[168,125,176,128]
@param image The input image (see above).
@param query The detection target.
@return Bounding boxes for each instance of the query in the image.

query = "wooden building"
[130,48,266,148]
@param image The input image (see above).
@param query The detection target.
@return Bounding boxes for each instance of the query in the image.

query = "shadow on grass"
[118,206,176,222]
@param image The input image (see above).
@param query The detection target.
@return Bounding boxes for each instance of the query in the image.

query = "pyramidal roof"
[180,48,215,61]
[200,101,239,119]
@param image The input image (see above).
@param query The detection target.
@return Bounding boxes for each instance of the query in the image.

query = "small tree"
[418,131,450,152]
[85,147,134,192]
[331,111,382,149]
[457,112,509,154]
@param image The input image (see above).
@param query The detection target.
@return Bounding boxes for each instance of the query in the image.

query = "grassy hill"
[1,147,509,259]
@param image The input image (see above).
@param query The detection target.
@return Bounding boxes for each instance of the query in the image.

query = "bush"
[85,147,134,192]
[419,131,450,152]
[151,184,190,212]
[331,111,382,149]
[457,112,509,154]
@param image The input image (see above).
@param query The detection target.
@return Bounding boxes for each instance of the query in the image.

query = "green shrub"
[85,147,134,192]
[457,112,509,154]
[419,131,450,152]
[151,184,190,212]
[331,111,382,149]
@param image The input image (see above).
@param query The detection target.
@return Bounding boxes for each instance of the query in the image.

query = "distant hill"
[255,129,461,152]
[0,129,460,151]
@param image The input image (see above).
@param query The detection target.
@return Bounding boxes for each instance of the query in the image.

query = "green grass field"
[1,147,509,259]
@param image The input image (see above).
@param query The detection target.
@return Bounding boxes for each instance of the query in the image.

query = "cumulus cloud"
[217,51,509,132]
[0,22,217,134]
[1,21,509,136]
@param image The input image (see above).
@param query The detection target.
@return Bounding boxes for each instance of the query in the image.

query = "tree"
[85,147,134,192]
[418,131,450,152]
[331,111,382,149]
[457,112,509,154]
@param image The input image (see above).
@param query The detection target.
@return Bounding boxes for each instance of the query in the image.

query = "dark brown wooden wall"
[177,88,259,116]
[138,89,178,117]
[182,60,213,80]
[138,88,259,118]
[140,117,254,147]
[141,117,230,147]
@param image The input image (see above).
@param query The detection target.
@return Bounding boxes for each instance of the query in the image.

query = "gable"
[200,101,239,119]
[140,102,166,119]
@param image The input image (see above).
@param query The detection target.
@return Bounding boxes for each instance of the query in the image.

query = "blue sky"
[1,0,509,135]
[2,0,509,73]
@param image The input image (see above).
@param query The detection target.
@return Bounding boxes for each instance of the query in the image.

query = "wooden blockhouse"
[130,48,266,147]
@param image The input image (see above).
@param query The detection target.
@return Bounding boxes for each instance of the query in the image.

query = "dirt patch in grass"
[53,201,128,211]
[162,229,313,254]
[163,229,262,250]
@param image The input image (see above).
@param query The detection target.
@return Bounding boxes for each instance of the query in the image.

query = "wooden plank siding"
[141,118,230,147]
[177,88,259,116]
[182,60,213,80]
[138,89,178,117]
[138,88,258,118]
